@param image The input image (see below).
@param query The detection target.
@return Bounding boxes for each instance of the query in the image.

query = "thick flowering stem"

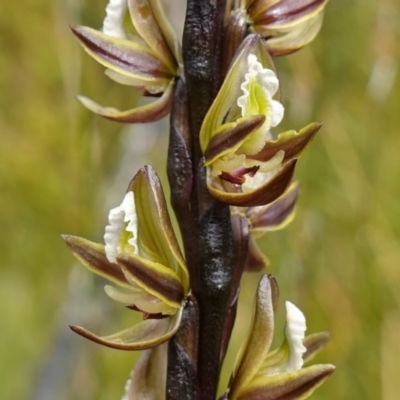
[180,1,237,399]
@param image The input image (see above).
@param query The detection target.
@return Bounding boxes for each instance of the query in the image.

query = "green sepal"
[123,342,167,399]
[230,275,275,399]
[207,159,296,207]
[117,253,185,309]
[303,332,331,363]
[248,182,299,233]
[237,364,335,400]
[128,0,177,72]
[204,115,266,165]
[200,34,276,152]
[128,166,189,292]
[251,122,321,162]
[62,234,130,288]
[70,306,183,351]
[70,25,171,81]
[77,80,174,123]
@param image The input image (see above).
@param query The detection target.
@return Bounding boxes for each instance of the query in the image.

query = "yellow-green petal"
[70,307,183,351]
[77,80,174,123]
[123,342,167,399]
[238,364,335,400]
[229,275,275,400]
[71,25,171,81]
[62,234,130,288]
[128,166,189,291]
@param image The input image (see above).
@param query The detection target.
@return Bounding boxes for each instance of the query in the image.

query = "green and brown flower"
[63,165,189,350]
[71,0,181,123]
[226,274,335,399]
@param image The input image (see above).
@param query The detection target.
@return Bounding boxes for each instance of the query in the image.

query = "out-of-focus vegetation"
[1,0,400,399]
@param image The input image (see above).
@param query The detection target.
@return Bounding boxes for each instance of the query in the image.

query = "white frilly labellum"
[104,191,138,263]
[237,54,284,128]
[102,0,128,39]
[284,301,307,372]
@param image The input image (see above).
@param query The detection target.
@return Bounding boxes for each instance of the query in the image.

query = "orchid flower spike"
[226,274,335,400]
[200,34,321,207]
[63,165,189,350]
[71,0,181,123]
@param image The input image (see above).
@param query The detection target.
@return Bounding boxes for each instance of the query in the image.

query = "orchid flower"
[63,166,189,350]
[71,0,181,123]
[200,34,321,207]
[246,0,329,56]
[226,274,335,400]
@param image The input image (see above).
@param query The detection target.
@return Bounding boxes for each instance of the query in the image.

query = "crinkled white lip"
[237,54,284,128]
[104,191,138,263]
[284,301,307,372]
[102,0,128,39]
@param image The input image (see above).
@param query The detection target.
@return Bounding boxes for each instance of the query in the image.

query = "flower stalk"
[64,0,334,399]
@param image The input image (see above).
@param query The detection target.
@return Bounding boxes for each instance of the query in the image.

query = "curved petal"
[70,306,183,350]
[117,254,185,309]
[208,159,297,207]
[258,9,325,57]
[128,0,177,72]
[204,115,266,165]
[237,364,335,400]
[230,275,275,400]
[104,285,176,315]
[253,0,327,28]
[127,166,189,291]
[122,342,167,400]
[71,25,172,81]
[248,182,299,232]
[62,234,130,288]
[77,80,174,123]
[250,122,321,162]
[303,332,331,363]
[148,0,182,64]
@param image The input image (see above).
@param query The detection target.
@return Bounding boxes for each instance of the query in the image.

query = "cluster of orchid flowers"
[65,0,334,398]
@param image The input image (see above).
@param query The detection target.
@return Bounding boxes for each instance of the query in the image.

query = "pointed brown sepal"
[250,123,321,163]
[117,253,185,309]
[62,234,129,287]
[229,275,275,399]
[69,306,183,351]
[303,332,331,363]
[204,115,266,164]
[70,25,171,80]
[253,0,327,27]
[123,342,167,400]
[208,159,297,207]
[248,182,299,231]
[127,165,189,292]
[77,80,174,123]
[237,364,335,400]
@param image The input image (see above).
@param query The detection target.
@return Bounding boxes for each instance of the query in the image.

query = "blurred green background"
[1,0,399,399]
